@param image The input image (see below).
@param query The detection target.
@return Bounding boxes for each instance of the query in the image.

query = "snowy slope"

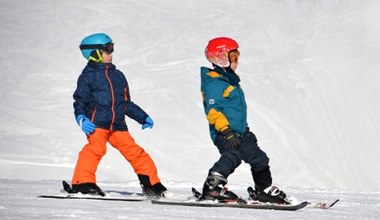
[1,180,379,220]
[0,1,380,218]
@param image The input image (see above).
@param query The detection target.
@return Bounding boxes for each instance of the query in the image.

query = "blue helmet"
[79,33,113,60]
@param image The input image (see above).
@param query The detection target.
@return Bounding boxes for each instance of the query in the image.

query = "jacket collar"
[87,61,116,71]
[214,66,240,86]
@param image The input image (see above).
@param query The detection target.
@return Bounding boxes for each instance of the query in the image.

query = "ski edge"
[38,194,145,202]
[151,199,308,211]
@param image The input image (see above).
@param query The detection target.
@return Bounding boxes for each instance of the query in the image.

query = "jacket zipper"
[91,106,97,122]
[104,65,116,131]
[124,88,128,112]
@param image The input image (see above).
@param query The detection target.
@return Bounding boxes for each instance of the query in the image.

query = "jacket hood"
[201,66,214,82]
[201,66,220,91]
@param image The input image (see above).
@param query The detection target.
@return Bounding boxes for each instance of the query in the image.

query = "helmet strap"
[88,49,104,63]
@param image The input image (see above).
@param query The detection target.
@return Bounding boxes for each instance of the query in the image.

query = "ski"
[151,199,308,211]
[247,186,339,210]
[38,194,145,201]
[151,187,308,211]
[307,199,340,209]
[38,181,145,202]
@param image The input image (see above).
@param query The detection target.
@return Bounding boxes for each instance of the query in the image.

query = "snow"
[1,180,379,219]
[0,0,380,219]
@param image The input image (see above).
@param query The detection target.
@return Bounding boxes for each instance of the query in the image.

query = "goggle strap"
[80,44,104,50]
[80,42,113,48]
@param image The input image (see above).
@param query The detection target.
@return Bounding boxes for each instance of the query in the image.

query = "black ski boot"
[71,182,105,197]
[141,182,167,199]
[249,185,288,204]
[138,174,167,199]
[201,171,238,202]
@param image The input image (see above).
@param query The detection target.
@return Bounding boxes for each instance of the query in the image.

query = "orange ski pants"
[72,128,160,186]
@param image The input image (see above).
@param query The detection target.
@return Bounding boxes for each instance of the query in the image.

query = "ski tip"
[329,199,340,208]
[308,199,340,209]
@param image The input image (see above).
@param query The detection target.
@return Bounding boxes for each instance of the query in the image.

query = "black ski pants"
[210,130,273,188]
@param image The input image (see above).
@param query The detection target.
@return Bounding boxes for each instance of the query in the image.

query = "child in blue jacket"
[70,33,166,197]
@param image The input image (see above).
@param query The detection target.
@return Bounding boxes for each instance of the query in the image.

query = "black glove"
[221,127,241,149]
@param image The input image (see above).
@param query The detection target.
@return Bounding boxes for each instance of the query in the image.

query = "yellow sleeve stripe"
[223,85,235,98]
[207,108,229,132]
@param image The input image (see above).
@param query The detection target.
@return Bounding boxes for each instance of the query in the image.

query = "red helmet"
[205,37,239,67]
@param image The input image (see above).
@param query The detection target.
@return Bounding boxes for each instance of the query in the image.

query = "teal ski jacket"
[200,66,248,141]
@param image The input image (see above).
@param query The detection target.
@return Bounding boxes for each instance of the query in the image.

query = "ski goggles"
[80,42,114,53]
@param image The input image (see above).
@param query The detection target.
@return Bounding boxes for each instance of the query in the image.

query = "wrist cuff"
[78,118,84,128]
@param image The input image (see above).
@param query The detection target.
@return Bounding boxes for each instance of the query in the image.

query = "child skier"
[70,33,166,197]
[200,37,287,204]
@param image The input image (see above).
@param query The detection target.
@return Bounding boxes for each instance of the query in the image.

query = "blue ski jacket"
[73,62,148,131]
[201,66,248,141]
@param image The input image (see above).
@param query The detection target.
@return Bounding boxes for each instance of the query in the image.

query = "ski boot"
[201,171,238,202]
[70,182,105,197]
[141,182,167,199]
[248,185,288,204]
[138,174,167,199]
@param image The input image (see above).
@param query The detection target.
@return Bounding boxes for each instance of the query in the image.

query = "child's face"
[102,51,113,63]
[229,50,239,71]
[230,60,239,71]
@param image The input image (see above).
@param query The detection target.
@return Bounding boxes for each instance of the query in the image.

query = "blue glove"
[142,116,154,129]
[76,114,96,135]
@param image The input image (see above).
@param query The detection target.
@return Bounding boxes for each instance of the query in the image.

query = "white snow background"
[0,0,380,219]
